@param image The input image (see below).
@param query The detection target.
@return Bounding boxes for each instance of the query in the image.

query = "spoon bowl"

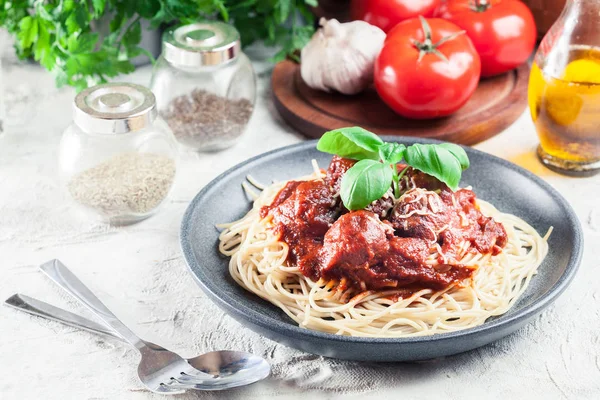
[180,351,271,390]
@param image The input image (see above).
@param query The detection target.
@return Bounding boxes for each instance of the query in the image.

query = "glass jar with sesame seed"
[59,83,178,225]
[150,21,256,152]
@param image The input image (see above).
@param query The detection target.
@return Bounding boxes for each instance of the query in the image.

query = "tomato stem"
[412,16,466,63]
[470,0,491,12]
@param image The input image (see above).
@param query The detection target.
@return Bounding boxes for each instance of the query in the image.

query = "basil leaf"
[438,143,470,170]
[340,160,393,210]
[404,144,463,190]
[379,142,406,164]
[339,126,384,152]
[317,127,383,160]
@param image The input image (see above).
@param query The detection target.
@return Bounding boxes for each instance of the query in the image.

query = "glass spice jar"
[59,83,178,225]
[150,21,256,152]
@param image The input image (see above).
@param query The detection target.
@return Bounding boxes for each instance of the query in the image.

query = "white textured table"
[1,55,599,400]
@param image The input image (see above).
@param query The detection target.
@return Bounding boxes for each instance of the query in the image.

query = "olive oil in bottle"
[529,46,600,172]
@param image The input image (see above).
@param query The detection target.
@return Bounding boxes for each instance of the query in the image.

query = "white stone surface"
[1,56,599,400]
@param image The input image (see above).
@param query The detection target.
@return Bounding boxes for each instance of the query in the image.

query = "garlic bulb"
[301,18,386,95]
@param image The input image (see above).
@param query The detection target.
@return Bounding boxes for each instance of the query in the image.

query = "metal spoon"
[26,259,270,394]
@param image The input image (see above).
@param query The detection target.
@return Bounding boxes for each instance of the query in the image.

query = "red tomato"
[351,0,440,33]
[438,0,536,77]
[374,17,481,119]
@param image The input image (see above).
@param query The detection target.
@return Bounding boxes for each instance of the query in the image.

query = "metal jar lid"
[162,21,241,68]
[73,83,157,134]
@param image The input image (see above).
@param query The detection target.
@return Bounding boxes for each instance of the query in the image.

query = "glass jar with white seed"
[59,83,178,225]
[150,21,256,152]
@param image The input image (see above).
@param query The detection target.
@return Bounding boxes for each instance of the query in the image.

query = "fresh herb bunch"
[317,127,470,210]
[0,0,317,91]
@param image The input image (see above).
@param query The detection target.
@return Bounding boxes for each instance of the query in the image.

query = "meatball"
[267,180,337,238]
[325,155,356,194]
[399,166,449,192]
[365,189,395,219]
[389,188,451,242]
[320,211,391,274]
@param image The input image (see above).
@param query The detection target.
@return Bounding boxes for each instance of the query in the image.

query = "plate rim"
[180,137,583,344]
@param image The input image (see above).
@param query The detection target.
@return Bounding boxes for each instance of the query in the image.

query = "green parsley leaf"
[63,0,76,13]
[92,0,106,17]
[110,14,127,33]
[65,13,80,34]
[33,22,49,59]
[68,32,99,53]
[54,69,69,88]
[17,16,38,49]
[35,3,54,22]
[213,0,229,21]
[0,0,318,91]
[122,20,141,48]
[136,0,161,19]
[35,24,56,71]
[275,0,291,24]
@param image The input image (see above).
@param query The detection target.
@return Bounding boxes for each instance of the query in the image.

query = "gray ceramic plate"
[180,138,583,362]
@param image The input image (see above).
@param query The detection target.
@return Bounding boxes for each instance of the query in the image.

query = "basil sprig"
[317,127,470,210]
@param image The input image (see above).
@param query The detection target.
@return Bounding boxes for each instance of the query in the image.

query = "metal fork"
[39,259,270,394]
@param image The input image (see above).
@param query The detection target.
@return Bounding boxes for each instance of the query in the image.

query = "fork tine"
[174,372,212,384]
[160,379,202,391]
[170,374,262,391]
[175,372,252,385]
[155,382,187,394]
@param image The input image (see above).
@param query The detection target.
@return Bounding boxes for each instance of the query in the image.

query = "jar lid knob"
[185,29,217,45]
[162,21,241,67]
[97,92,133,110]
[73,83,157,134]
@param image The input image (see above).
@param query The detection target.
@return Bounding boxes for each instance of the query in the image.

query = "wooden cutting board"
[272,60,530,146]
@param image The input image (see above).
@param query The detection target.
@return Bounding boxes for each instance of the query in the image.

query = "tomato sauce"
[260,156,508,292]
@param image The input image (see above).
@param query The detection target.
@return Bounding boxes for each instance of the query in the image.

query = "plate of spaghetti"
[181,130,582,362]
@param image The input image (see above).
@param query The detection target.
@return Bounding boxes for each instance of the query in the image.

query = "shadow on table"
[175,332,525,399]
[507,146,559,178]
